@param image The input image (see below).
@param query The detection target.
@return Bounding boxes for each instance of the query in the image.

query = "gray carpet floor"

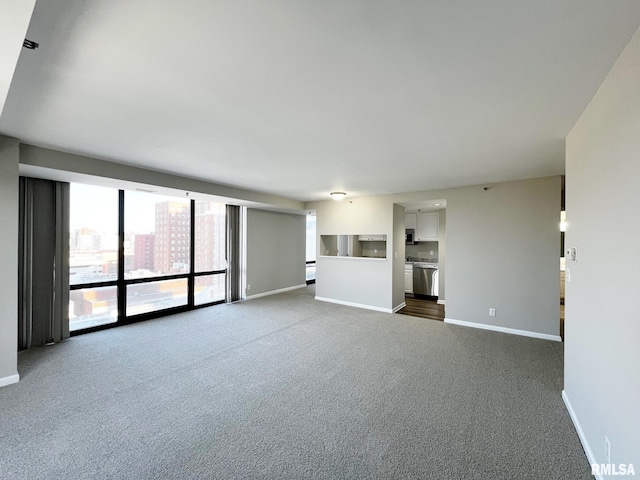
[0,285,591,479]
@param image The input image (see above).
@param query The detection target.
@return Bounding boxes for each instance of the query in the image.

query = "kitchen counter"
[319,255,387,261]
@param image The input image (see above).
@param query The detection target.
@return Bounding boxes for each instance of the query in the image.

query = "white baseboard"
[315,296,393,313]
[246,284,307,300]
[392,302,406,313]
[437,299,446,305]
[563,390,599,479]
[0,373,20,388]
[444,317,562,342]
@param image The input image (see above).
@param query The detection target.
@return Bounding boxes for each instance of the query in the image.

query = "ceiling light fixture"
[434,203,442,206]
[330,192,346,201]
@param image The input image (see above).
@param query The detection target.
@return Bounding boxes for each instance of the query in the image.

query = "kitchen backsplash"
[361,241,386,258]
[406,241,438,261]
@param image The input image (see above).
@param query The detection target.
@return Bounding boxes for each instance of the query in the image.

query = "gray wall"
[246,209,306,297]
[0,3,36,383]
[312,196,395,311]
[308,175,561,336]
[565,26,640,469]
[0,136,20,384]
[392,204,406,310]
[438,210,446,301]
[444,177,560,336]
[20,145,303,212]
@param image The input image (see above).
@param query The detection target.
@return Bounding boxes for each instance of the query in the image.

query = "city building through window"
[69,184,227,333]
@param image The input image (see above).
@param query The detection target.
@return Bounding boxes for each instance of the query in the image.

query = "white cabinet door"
[405,213,417,230]
[404,270,413,293]
[417,212,439,241]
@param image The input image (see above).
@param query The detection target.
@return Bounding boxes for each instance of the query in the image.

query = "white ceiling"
[2,1,640,203]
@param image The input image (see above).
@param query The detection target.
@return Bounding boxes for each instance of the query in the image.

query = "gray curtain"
[18,177,70,350]
[226,205,242,302]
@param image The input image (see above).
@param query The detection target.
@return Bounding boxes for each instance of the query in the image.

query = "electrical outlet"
[247,284,251,291]
[489,308,496,317]
[605,436,611,464]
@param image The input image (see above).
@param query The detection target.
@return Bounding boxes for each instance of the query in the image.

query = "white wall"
[0,136,20,386]
[564,26,640,471]
[245,209,306,298]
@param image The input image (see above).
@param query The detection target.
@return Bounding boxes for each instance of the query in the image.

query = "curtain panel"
[18,177,70,350]
[226,205,242,302]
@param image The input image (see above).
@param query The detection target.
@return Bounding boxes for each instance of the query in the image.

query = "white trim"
[443,317,562,342]
[563,390,599,479]
[392,302,407,313]
[437,299,445,305]
[0,373,19,388]
[315,296,393,313]
[246,284,307,300]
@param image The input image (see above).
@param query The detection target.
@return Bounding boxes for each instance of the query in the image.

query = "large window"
[126,278,188,316]
[306,214,316,283]
[69,184,119,329]
[69,184,227,333]
[69,286,118,330]
[194,201,227,303]
[69,184,118,286]
[194,201,226,272]
[124,191,191,278]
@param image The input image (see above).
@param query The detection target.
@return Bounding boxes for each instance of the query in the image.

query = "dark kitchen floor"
[397,295,445,321]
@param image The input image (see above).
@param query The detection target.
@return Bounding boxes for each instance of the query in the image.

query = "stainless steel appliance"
[405,229,416,245]
[413,262,438,296]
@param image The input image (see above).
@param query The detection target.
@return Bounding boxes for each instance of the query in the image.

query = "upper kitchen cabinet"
[416,212,439,241]
[358,234,386,241]
[405,213,417,230]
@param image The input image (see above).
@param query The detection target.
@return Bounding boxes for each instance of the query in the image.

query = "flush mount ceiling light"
[433,203,442,206]
[330,192,346,201]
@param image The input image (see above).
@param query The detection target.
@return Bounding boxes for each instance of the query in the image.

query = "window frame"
[70,188,227,335]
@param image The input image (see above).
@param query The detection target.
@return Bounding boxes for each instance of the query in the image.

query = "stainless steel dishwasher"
[413,262,438,296]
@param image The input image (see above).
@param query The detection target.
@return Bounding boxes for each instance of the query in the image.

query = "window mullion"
[117,189,125,324]
[188,198,195,308]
